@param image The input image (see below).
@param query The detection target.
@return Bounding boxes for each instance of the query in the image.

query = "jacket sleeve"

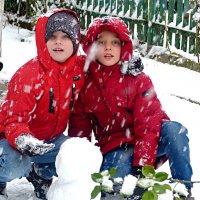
[2,66,39,148]
[133,73,165,167]
[68,94,93,141]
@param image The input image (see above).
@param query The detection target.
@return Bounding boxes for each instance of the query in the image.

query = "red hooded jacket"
[0,9,85,148]
[68,17,169,167]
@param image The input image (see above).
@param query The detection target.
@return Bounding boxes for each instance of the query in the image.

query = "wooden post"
[0,0,5,58]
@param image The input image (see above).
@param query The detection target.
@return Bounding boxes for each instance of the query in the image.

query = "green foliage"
[90,167,117,199]
[109,167,117,177]
[154,172,168,182]
[142,165,155,178]
[142,191,158,200]
[140,165,172,200]
[90,165,189,200]
[91,185,101,199]
[91,173,103,182]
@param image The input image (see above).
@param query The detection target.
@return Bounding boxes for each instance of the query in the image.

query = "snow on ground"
[0,24,200,199]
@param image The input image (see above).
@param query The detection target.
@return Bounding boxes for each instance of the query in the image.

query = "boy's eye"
[63,34,70,39]
[49,35,56,40]
[97,40,121,47]
[47,34,70,41]
[112,40,121,46]
[97,40,105,46]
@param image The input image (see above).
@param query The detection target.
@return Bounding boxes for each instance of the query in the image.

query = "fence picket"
[181,0,190,51]
[99,0,104,12]
[123,0,129,16]
[147,0,154,45]
[155,0,167,46]
[111,0,116,14]
[93,0,98,10]
[167,0,175,45]
[159,0,167,23]
[175,0,183,49]
[137,0,144,42]
[129,0,135,17]
[117,0,123,15]
[189,8,196,53]
[143,0,149,44]
[105,0,110,13]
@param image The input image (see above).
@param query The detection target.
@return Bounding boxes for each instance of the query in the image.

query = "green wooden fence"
[67,0,197,54]
[4,0,198,54]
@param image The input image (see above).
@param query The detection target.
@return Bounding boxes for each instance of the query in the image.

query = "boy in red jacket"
[68,16,193,199]
[0,9,84,199]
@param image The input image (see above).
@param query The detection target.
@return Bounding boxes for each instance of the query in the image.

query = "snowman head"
[56,137,103,181]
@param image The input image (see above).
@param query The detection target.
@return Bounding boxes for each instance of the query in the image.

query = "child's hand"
[15,133,55,156]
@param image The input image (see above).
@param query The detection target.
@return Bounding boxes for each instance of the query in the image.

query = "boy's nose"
[105,43,111,50]
[55,38,62,44]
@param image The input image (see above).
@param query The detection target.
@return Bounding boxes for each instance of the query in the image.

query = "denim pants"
[100,121,193,188]
[0,134,69,186]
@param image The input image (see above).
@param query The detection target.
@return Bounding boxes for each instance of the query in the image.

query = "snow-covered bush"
[91,165,190,200]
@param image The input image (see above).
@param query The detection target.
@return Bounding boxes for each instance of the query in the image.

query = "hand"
[15,133,55,156]
[131,166,143,178]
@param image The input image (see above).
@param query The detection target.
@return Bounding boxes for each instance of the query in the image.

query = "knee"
[0,141,31,181]
[161,121,188,141]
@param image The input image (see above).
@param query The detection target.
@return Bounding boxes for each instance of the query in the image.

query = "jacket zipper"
[49,88,54,113]
[69,83,76,109]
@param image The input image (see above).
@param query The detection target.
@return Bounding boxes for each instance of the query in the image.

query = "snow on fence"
[4,0,199,54]
[68,0,197,54]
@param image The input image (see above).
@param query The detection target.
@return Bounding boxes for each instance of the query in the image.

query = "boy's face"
[96,31,121,66]
[46,31,73,63]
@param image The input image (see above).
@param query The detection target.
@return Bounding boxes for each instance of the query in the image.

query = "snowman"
[47,137,102,200]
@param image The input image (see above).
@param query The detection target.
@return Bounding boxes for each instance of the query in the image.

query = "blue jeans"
[0,134,69,186]
[100,121,193,188]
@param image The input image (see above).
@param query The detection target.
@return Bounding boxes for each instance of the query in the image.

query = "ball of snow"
[55,137,103,181]
[47,137,102,200]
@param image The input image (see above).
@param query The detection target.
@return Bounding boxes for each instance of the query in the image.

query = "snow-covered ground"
[0,24,200,199]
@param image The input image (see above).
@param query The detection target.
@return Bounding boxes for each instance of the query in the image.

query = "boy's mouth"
[53,48,64,52]
[104,54,113,58]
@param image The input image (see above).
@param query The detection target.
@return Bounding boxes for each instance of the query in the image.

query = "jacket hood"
[35,9,80,71]
[82,16,133,62]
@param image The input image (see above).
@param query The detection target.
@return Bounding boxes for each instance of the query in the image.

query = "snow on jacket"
[0,9,85,148]
[68,16,170,167]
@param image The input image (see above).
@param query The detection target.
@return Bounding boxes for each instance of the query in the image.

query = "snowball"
[120,175,137,196]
